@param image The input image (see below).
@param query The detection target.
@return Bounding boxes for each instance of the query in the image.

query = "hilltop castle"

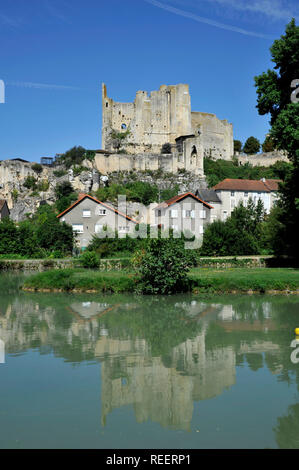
[96,83,233,176]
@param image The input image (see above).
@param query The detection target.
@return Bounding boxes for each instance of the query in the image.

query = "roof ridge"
[57,193,138,223]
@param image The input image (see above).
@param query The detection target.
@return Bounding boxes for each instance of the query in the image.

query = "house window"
[72,224,83,233]
[170,209,178,218]
[157,210,161,217]
[200,210,206,219]
[184,210,194,218]
[99,209,106,215]
[222,210,228,221]
[119,226,129,233]
[95,224,103,233]
[83,210,91,217]
[231,191,235,197]
[199,226,204,234]
[106,102,108,108]
[244,192,248,197]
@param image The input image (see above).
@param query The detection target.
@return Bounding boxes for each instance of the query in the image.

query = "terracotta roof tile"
[212,178,281,192]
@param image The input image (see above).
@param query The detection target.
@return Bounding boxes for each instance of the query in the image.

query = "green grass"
[22,267,299,294]
[189,268,299,293]
[23,268,136,293]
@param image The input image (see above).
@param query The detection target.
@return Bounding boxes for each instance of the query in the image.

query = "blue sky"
[0,0,298,162]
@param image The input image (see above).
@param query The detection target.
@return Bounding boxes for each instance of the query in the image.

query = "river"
[0,272,299,449]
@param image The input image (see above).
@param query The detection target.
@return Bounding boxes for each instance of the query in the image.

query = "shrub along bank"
[22,267,299,294]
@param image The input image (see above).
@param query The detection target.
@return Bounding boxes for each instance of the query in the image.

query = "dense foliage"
[204,156,292,187]
[0,206,74,257]
[57,146,95,169]
[243,136,261,154]
[262,135,275,152]
[133,232,196,294]
[95,181,179,205]
[233,140,242,153]
[200,199,266,256]
[55,181,78,213]
[87,226,149,258]
[254,19,299,259]
[78,250,100,268]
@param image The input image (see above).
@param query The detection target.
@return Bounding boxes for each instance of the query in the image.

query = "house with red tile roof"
[57,193,138,249]
[154,192,213,242]
[212,178,281,220]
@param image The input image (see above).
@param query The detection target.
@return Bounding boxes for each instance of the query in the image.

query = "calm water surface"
[0,272,299,449]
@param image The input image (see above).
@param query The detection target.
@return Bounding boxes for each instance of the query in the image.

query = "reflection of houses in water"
[0,296,288,430]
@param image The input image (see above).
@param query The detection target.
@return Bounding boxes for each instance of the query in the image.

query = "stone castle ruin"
[98,83,233,176]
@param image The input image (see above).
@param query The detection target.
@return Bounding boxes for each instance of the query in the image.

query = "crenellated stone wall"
[102,83,234,161]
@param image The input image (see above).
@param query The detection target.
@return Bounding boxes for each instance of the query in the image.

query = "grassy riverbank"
[22,267,299,294]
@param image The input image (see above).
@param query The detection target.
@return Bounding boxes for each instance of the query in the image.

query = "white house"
[212,178,280,220]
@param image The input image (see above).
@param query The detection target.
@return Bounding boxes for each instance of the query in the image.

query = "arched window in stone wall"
[190,145,197,165]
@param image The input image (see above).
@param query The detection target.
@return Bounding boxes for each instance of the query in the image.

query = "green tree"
[55,181,78,213]
[262,135,275,152]
[254,18,299,259]
[200,200,265,256]
[243,136,261,154]
[234,140,242,153]
[133,232,196,294]
[58,146,87,169]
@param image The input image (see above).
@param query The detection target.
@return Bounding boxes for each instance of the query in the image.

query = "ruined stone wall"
[237,150,289,167]
[191,112,233,160]
[102,83,234,161]
[102,83,193,154]
[94,147,204,177]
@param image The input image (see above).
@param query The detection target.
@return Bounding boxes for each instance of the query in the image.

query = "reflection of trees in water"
[1,283,299,432]
[274,403,299,449]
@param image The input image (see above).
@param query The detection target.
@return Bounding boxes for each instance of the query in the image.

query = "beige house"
[212,178,280,220]
[154,192,213,242]
[57,194,138,249]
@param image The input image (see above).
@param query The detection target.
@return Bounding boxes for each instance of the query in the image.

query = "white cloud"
[172,0,298,22]
[8,81,80,91]
[145,0,274,38]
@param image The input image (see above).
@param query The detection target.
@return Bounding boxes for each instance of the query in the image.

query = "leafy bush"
[37,179,49,192]
[23,176,37,190]
[78,251,100,268]
[73,165,89,176]
[31,163,43,174]
[133,233,196,294]
[57,146,86,169]
[55,181,78,213]
[53,169,67,177]
[0,205,74,257]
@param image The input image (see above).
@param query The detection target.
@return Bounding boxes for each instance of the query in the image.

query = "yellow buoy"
[295,328,299,336]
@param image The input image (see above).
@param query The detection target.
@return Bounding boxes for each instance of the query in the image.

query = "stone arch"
[190,145,197,165]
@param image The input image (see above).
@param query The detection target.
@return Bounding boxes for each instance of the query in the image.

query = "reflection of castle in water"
[0,296,284,431]
[100,332,235,430]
